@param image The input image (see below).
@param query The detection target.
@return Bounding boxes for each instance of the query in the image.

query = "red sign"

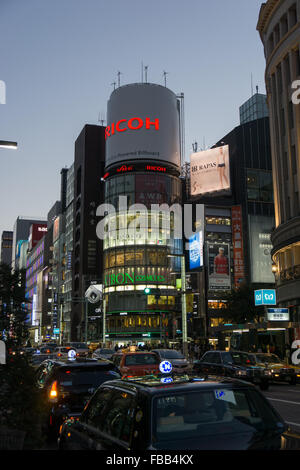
[28,223,47,251]
[105,117,159,140]
[232,206,245,288]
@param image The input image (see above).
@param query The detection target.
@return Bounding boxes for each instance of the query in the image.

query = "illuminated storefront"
[103,83,183,342]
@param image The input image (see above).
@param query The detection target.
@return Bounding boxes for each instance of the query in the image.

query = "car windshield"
[158,350,185,360]
[256,354,281,364]
[57,366,120,388]
[125,354,159,366]
[152,388,284,448]
[69,343,87,350]
[230,352,256,366]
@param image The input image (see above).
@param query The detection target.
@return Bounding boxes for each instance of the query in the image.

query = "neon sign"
[104,272,166,286]
[105,117,159,140]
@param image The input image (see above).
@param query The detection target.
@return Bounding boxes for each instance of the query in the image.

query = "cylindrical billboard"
[105,83,181,169]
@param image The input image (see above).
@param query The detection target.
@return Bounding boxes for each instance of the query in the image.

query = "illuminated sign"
[116,165,134,173]
[105,117,159,140]
[104,272,166,287]
[159,361,172,374]
[146,165,166,172]
[232,206,245,288]
[189,231,204,270]
[267,308,289,321]
[255,289,276,306]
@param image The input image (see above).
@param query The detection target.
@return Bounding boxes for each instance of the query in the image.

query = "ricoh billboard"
[190,145,231,197]
[105,83,181,169]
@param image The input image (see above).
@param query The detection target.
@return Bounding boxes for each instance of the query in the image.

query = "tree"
[218,283,265,325]
[0,263,47,449]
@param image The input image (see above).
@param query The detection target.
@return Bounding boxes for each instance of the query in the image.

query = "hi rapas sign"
[105,117,159,140]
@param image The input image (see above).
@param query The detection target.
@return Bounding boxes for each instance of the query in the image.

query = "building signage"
[104,272,166,287]
[254,289,276,306]
[105,117,159,140]
[232,206,245,288]
[207,243,231,291]
[267,308,289,321]
[189,231,204,270]
[106,84,181,168]
[190,145,231,196]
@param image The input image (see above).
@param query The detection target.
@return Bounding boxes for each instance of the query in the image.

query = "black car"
[58,373,295,450]
[193,350,271,390]
[35,358,120,437]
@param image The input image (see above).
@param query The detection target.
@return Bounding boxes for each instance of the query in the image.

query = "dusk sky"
[0,0,266,238]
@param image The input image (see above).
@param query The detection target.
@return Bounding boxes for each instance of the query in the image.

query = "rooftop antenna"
[111,81,116,91]
[251,73,254,96]
[117,71,122,87]
[98,111,106,126]
[256,85,259,94]
[163,70,168,87]
[145,65,148,83]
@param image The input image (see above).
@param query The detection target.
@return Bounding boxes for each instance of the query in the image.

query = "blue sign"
[161,377,173,383]
[254,289,276,306]
[53,328,60,334]
[189,231,204,270]
[159,361,173,374]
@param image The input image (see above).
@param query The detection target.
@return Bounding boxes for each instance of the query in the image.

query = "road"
[262,382,300,432]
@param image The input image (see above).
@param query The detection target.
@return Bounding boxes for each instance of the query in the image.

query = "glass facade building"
[239,93,269,124]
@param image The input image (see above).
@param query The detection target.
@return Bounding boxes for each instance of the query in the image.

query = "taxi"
[58,359,295,450]
[249,353,298,385]
[111,347,160,377]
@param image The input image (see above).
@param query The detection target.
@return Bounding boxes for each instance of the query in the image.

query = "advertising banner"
[254,289,276,306]
[207,243,231,291]
[190,145,230,196]
[231,206,245,288]
[106,83,181,169]
[189,231,204,270]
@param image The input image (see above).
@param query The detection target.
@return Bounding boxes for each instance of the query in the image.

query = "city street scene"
[2,0,300,456]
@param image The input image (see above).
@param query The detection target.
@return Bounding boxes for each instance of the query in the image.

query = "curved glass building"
[102,83,183,344]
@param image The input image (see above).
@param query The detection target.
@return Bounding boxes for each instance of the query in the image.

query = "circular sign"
[161,377,173,384]
[68,349,77,360]
[159,361,172,374]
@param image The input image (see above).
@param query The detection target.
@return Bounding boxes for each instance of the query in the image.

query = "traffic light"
[144,287,161,300]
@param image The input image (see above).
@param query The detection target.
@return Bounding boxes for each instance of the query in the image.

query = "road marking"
[287,389,300,393]
[266,397,300,405]
[286,421,300,427]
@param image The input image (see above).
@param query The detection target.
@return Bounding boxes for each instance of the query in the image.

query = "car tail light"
[57,353,62,357]
[49,381,58,400]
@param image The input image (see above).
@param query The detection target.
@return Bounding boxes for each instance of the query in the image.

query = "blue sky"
[0,0,266,238]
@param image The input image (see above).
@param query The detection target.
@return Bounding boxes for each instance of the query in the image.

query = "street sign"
[267,308,289,321]
[254,289,276,306]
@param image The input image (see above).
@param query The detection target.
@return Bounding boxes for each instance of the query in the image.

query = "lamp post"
[0,140,17,149]
[168,254,188,358]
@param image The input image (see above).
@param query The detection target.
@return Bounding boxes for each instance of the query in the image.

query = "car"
[193,350,271,391]
[57,373,299,450]
[92,348,115,361]
[65,342,90,357]
[152,349,191,373]
[249,353,298,385]
[35,357,120,437]
[111,350,160,377]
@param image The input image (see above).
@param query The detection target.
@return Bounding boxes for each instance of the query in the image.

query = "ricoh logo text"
[0,80,6,104]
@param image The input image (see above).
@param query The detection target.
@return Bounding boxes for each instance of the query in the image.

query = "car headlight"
[235,370,247,376]
[264,370,272,376]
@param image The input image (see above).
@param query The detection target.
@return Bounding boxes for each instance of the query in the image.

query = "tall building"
[102,83,183,346]
[257,1,300,322]
[188,111,275,346]
[11,216,47,271]
[239,91,269,124]
[0,231,13,265]
[72,124,106,341]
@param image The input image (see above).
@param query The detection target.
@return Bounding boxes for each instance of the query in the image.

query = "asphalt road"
[262,382,300,433]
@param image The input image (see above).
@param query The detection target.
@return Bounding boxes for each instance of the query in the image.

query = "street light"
[0,140,17,149]
[167,253,188,358]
